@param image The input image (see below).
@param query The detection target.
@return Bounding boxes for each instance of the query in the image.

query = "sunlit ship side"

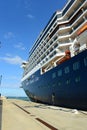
[21,0,87,110]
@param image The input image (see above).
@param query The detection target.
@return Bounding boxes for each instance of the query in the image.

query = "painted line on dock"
[12,102,31,114]
[36,118,58,130]
[12,102,58,130]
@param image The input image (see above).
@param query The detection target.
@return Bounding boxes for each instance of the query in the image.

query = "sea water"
[7,96,30,101]
[0,88,29,101]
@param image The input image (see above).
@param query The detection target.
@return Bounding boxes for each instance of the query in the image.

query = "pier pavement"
[1,98,87,130]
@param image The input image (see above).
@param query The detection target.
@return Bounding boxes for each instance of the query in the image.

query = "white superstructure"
[21,0,87,82]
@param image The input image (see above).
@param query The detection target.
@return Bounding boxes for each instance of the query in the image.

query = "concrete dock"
[0,98,87,130]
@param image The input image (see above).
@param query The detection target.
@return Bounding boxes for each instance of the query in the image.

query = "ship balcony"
[37,37,58,57]
[62,0,75,16]
[78,30,87,45]
[62,0,86,19]
[35,38,71,64]
[71,19,87,38]
[67,1,87,23]
[58,26,71,34]
[41,51,65,67]
[58,33,71,40]
[33,15,58,49]
[58,15,87,40]
[71,9,87,30]
[58,7,87,33]
[29,1,87,61]
[58,42,72,49]
[40,51,67,74]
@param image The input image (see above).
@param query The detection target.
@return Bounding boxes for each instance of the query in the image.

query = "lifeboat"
[57,50,71,65]
[77,24,87,35]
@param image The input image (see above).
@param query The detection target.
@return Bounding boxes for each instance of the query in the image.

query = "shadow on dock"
[0,100,3,130]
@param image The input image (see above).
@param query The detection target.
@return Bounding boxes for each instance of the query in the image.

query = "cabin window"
[54,43,58,48]
[47,45,49,48]
[52,72,56,79]
[50,41,53,45]
[66,79,70,85]
[75,76,80,83]
[64,66,70,74]
[58,81,61,86]
[73,61,80,71]
[57,69,62,76]
[84,57,87,66]
[54,36,57,41]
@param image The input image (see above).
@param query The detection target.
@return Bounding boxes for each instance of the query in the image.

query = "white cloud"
[14,42,25,50]
[0,55,24,65]
[27,14,34,19]
[4,32,15,39]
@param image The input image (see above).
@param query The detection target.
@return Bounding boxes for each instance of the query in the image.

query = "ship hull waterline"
[22,49,87,110]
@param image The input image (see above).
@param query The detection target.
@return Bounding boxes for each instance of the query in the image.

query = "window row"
[38,76,81,89]
[52,57,87,78]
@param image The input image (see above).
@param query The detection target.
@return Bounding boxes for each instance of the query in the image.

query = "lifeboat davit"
[57,50,71,65]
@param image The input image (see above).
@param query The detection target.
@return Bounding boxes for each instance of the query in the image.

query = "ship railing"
[80,44,87,52]
[55,55,65,64]
[21,63,41,81]
[71,20,87,40]
[62,0,75,16]
[58,7,86,36]
[67,0,86,23]
[40,50,65,67]
[41,54,66,74]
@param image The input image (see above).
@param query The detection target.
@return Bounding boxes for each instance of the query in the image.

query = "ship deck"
[0,98,87,130]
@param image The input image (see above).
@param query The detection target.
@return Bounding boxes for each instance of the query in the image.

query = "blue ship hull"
[22,49,87,110]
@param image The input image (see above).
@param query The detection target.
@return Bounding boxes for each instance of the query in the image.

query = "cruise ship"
[21,0,87,110]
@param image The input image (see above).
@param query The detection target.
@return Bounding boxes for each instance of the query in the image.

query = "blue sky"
[0,0,67,96]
